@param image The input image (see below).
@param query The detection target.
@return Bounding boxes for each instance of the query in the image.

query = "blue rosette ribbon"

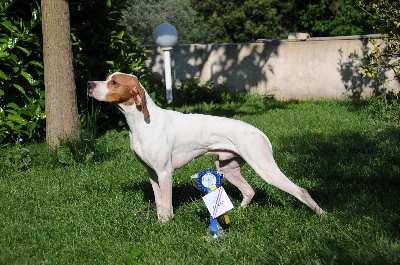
[197,169,221,193]
[194,169,229,239]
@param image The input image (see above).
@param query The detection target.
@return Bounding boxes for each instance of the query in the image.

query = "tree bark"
[41,0,80,149]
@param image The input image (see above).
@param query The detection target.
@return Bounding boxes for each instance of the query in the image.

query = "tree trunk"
[41,0,80,150]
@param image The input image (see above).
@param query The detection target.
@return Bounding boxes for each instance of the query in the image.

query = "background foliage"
[69,0,150,137]
[125,0,378,44]
[190,0,295,43]
[121,0,212,44]
[0,0,150,144]
[0,0,44,143]
[298,0,375,37]
[0,0,398,145]
[358,0,400,83]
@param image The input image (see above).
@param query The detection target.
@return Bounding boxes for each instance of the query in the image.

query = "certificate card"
[202,187,234,219]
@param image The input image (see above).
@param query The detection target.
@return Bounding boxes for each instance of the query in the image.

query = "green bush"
[0,143,31,172]
[0,0,45,143]
[55,135,98,166]
[367,92,400,123]
[142,74,247,108]
[173,78,244,106]
[356,1,400,124]
[358,0,400,83]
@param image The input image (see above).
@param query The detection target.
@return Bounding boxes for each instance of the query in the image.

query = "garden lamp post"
[153,22,178,104]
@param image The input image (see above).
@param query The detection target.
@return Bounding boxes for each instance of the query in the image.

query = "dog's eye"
[111,80,117,85]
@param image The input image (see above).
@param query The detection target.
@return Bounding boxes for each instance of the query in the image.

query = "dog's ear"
[133,84,150,119]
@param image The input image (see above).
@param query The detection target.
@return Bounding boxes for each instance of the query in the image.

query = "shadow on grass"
[120,179,288,231]
[280,126,400,237]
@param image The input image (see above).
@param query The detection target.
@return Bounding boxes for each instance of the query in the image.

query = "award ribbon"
[197,169,221,193]
[195,170,233,237]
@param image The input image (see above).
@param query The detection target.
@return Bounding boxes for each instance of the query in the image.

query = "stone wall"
[144,35,399,100]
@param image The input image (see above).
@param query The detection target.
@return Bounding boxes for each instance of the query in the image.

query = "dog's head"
[87,72,150,119]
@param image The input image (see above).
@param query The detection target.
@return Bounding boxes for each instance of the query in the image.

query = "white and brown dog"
[88,72,325,222]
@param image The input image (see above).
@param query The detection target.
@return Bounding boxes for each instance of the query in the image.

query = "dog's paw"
[319,210,328,218]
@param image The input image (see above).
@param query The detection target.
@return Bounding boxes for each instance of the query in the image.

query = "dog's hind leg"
[216,156,255,208]
[263,166,325,215]
[240,134,325,215]
[248,157,325,215]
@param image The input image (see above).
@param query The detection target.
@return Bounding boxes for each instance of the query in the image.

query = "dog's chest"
[128,130,144,158]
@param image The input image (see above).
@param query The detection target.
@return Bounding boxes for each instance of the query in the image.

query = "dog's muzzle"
[87,81,96,96]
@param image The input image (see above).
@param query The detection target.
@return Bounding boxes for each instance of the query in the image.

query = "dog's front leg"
[146,167,174,222]
[146,167,163,218]
[157,170,174,222]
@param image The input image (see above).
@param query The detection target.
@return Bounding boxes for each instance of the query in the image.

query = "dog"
[87,72,325,222]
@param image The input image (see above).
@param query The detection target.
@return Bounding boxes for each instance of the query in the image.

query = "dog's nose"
[87,81,95,90]
[87,81,95,96]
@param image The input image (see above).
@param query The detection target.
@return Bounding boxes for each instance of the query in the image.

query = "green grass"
[1,98,400,264]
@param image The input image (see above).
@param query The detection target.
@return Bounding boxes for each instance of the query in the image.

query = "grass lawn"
[1,98,400,264]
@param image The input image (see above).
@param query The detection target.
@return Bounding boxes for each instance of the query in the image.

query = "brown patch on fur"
[105,74,150,119]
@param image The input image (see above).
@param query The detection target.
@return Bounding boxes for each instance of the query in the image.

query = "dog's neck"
[118,90,159,125]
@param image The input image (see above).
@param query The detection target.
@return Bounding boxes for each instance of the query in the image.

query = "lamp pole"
[153,22,178,104]
[162,47,173,103]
